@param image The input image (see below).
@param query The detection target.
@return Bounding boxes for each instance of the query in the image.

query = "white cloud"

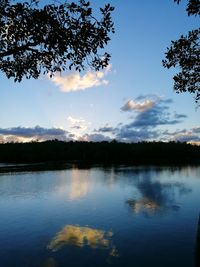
[51,65,111,92]
[121,99,155,112]
[68,116,86,125]
[67,116,90,132]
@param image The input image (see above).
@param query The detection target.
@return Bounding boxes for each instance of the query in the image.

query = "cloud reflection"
[68,169,91,200]
[127,197,160,214]
[125,170,191,215]
[47,225,117,256]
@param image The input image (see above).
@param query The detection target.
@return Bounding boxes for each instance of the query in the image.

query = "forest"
[0,140,200,166]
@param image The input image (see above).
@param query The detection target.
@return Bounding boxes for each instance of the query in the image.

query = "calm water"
[0,165,199,267]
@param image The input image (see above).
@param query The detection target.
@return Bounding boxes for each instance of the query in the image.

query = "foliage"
[0,0,114,81]
[174,0,200,16]
[163,0,200,102]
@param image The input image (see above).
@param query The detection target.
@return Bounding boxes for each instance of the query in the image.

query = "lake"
[0,165,199,267]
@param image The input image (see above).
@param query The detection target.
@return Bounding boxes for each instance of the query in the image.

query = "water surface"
[0,165,199,267]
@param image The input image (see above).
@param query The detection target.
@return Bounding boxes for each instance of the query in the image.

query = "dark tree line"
[0,140,200,165]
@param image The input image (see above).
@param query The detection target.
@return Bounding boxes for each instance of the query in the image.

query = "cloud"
[68,169,91,200]
[163,127,200,143]
[79,133,112,142]
[71,125,85,130]
[51,65,111,92]
[0,94,193,145]
[174,113,188,120]
[176,134,200,142]
[121,99,155,112]
[124,98,186,128]
[47,225,116,256]
[192,127,200,134]
[67,116,89,132]
[130,108,186,128]
[116,127,159,142]
[87,96,187,143]
[68,116,86,125]
[0,126,68,142]
[94,124,115,133]
[111,96,187,142]
[126,171,189,215]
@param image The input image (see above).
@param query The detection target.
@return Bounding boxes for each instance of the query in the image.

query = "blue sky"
[0,0,199,143]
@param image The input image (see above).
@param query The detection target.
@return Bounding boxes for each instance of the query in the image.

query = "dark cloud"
[71,125,84,130]
[0,126,68,142]
[175,134,200,142]
[162,129,187,136]
[163,127,200,143]
[68,133,76,139]
[128,102,186,128]
[135,95,173,104]
[112,97,187,142]
[116,127,159,142]
[94,125,115,133]
[193,127,200,134]
[174,113,187,120]
[0,126,114,143]
[163,129,187,136]
[82,133,112,142]
[0,126,66,137]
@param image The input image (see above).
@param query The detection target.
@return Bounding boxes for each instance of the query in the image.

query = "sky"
[0,0,200,143]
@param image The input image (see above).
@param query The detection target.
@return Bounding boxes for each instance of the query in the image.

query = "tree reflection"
[47,225,118,257]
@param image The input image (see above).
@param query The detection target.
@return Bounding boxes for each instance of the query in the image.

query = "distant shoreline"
[0,141,200,172]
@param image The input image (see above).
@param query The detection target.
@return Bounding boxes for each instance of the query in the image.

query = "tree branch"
[0,42,39,57]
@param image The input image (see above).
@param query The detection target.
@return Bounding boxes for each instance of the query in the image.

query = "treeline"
[0,140,200,165]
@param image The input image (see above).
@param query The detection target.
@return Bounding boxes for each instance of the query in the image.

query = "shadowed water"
[0,165,199,267]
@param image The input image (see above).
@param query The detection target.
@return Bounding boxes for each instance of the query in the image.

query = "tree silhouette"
[0,140,200,165]
[163,0,200,102]
[0,0,114,81]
